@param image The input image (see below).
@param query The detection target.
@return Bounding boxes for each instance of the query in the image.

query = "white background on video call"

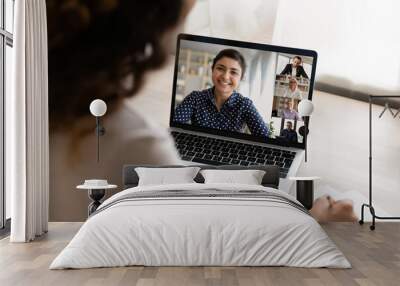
[175,40,314,138]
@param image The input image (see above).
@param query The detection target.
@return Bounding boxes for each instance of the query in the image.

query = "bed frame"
[123,164,280,190]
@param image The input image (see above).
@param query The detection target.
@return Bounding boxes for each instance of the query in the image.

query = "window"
[1,0,14,231]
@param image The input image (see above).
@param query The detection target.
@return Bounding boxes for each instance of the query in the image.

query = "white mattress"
[50,183,350,269]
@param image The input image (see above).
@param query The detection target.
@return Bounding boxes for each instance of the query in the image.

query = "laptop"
[169,34,318,190]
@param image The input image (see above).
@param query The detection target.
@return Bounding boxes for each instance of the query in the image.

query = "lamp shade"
[298,99,314,117]
[89,99,107,117]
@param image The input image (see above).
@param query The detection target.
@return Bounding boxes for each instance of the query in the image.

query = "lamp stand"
[303,116,310,162]
[95,117,106,163]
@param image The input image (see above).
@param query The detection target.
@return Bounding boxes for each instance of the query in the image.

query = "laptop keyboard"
[171,131,296,178]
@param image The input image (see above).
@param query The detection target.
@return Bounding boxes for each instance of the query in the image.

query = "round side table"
[289,177,320,210]
[77,183,117,216]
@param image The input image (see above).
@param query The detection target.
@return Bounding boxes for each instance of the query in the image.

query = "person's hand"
[310,195,358,223]
[329,198,358,222]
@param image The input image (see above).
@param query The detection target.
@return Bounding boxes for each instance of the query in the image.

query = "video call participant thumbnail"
[282,101,302,121]
[280,121,298,143]
[283,78,302,99]
[174,49,269,138]
[280,55,309,79]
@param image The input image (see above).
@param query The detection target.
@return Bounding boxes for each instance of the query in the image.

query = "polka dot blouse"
[173,88,269,138]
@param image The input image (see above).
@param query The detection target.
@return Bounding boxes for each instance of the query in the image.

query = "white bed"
[50,183,351,269]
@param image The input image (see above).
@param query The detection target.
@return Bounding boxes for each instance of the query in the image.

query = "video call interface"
[172,40,315,145]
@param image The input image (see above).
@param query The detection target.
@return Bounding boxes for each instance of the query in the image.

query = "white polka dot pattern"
[173,88,269,138]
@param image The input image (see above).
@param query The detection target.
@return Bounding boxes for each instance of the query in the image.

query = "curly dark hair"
[47,0,187,131]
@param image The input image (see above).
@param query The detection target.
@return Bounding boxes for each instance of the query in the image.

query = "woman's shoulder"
[50,101,181,180]
[184,88,213,102]
[110,100,170,138]
[234,92,253,105]
[104,100,181,163]
[189,88,212,97]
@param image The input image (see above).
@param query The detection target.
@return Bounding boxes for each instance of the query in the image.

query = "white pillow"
[200,169,266,185]
[135,167,201,186]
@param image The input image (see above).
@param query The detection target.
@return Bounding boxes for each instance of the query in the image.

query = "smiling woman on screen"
[173,49,270,138]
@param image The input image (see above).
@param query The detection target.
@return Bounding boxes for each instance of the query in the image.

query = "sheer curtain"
[247,52,276,119]
[272,0,400,95]
[8,0,49,242]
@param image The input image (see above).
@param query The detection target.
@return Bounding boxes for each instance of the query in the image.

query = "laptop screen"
[170,34,318,149]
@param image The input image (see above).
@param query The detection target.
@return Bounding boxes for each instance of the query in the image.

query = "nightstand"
[289,177,320,210]
[77,180,117,216]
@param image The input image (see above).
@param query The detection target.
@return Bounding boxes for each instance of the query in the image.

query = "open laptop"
[169,34,317,189]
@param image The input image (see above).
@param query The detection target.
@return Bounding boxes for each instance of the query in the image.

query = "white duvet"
[50,183,350,269]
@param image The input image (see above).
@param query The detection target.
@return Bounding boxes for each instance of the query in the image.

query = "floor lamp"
[298,99,314,162]
[89,99,107,162]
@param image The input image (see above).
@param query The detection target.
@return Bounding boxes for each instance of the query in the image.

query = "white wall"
[185,0,279,43]
[184,0,211,35]
[273,0,400,94]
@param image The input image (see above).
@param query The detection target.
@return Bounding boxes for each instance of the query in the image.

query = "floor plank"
[0,222,399,286]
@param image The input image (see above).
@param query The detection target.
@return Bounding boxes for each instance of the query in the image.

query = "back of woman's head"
[47,0,188,131]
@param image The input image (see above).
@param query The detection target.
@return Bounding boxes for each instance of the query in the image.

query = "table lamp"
[298,99,314,162]
[89,99,107,162]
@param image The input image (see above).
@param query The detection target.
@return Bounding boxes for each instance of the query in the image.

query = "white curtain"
[8,0,49,242]
[272,0,400,94]
[246,52,276,120]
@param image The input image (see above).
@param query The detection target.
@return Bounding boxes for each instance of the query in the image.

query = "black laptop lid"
[170,34,318,150]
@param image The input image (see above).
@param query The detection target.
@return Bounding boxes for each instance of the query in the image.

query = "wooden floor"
[0,222,399,286]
